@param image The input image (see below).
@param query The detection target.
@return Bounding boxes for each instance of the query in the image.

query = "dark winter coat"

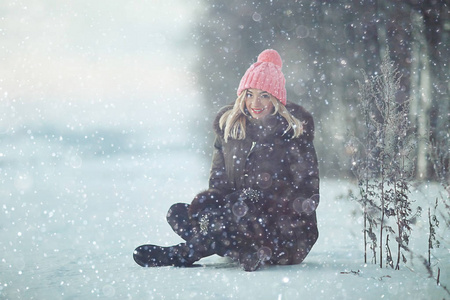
[204,101,320,265]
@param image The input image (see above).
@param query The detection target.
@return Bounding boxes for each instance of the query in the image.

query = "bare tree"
[353,50,418,269]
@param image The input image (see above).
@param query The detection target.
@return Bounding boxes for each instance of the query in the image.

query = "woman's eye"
[261,94,270,99]
[246,93,253,98]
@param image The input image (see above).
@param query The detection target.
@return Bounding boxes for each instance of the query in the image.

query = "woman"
[133,49,319,271]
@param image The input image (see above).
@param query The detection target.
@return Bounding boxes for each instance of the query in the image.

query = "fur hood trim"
[212,102,314,141]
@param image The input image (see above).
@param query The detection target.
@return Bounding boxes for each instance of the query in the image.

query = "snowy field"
[1,1,448,298]
[1,121,448,300]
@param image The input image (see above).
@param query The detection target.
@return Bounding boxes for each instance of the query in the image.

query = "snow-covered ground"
[0,3,448,298]
[1,121,448,300]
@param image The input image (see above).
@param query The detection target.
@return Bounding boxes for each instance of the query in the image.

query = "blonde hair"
[219,90,304,142]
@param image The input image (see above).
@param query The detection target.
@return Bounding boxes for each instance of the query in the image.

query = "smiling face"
[244,88,275,119]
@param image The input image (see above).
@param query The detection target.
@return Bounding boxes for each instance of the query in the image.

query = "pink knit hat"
[237,49,287,105]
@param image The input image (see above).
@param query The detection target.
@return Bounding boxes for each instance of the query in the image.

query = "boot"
[133,243,194,267]
[238,246,272,272]
[239,251,262,272]
[133,234,216,268]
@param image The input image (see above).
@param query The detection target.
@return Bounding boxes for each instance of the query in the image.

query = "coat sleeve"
[208,136,234,194]
[286,115,320,213]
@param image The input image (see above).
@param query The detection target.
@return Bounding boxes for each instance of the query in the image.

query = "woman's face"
[244,88,275,119]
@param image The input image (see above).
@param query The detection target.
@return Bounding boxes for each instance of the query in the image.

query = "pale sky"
[0,0,201,130]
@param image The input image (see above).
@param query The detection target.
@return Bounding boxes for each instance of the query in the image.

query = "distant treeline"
[192,0,449,181]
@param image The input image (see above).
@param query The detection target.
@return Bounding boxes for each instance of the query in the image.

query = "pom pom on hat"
[257,49,283,69]
[237,49,287,105]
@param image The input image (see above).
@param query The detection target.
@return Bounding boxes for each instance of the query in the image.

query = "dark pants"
[166,190,318,265]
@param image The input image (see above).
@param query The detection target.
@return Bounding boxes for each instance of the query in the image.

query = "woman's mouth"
[251,108,265,114]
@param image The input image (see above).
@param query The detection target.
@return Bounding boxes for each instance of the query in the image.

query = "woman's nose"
[252,96,262,104]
